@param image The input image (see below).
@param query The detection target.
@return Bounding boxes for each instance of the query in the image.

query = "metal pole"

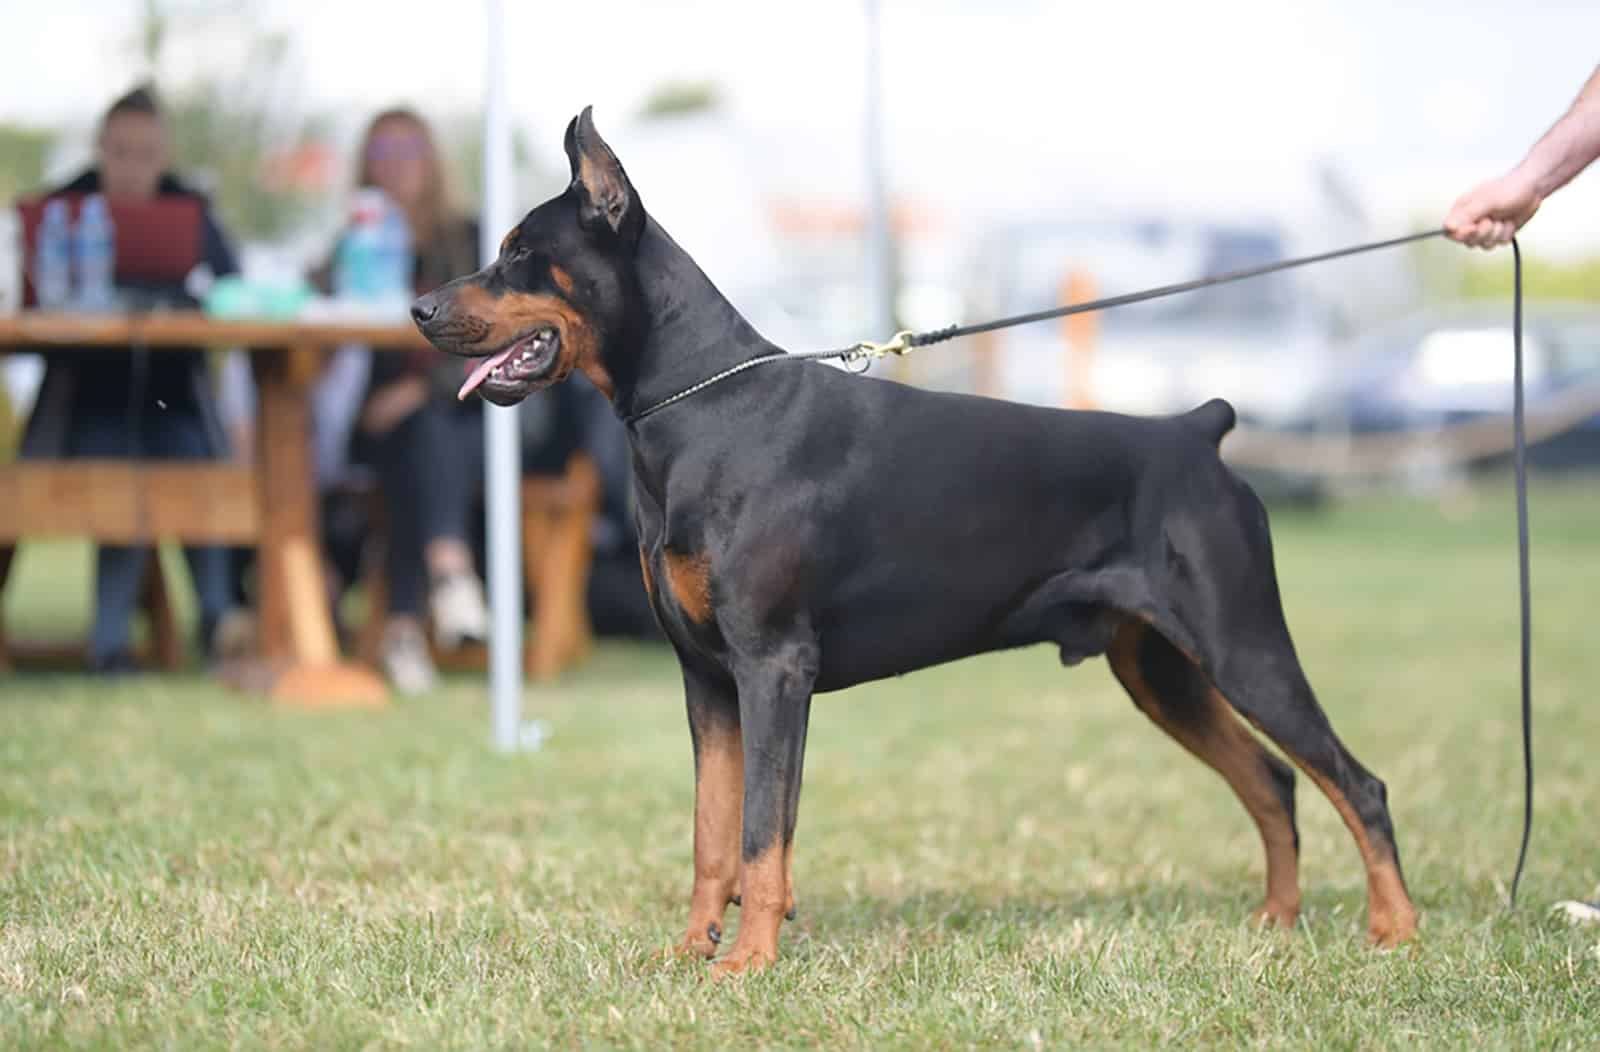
[863,0,895,340]
[481,0,524,751]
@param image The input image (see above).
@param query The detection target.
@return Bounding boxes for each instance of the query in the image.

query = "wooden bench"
[0,461,256,672]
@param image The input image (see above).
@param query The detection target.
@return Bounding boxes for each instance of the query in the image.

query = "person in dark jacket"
[21,86,247,671]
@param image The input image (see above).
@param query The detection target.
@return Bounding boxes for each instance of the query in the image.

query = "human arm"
[1445,65,1600,248]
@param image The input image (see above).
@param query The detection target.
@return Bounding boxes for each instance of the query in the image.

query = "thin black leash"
[904,228,1448,347]
[1510,236,1533,909]
[629,227,1535,908]
[625,228,1448,423]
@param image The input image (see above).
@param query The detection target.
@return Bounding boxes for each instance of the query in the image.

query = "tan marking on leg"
[638,547,655,603]
[783,840,797,919]
[676,722,742,959]
[662,551,713,624]
[1109,623,1301,928]
[711,840,785,978]
[1282,751,1418,947]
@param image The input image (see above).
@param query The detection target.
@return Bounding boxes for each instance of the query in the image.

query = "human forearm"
[1515,65,1600,198]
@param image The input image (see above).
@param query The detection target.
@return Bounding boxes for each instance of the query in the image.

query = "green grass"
[3,479,1599,1049]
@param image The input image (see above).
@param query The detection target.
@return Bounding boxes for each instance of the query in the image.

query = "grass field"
[3,478,1599,1049]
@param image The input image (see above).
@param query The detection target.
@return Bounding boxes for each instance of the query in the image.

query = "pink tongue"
[458,346,519,401]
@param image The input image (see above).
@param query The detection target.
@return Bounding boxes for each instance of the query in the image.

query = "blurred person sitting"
[19,85,248,672]
[318,108,488,693]
[1445,64,1600,249]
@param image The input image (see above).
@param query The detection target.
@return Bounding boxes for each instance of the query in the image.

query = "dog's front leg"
[711,640,817,978]
[675,662,742,959]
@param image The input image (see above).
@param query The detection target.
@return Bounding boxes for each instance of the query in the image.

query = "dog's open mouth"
[457,327,560,404]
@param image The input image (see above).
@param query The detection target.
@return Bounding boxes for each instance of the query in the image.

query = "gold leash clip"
[844,329,916,371]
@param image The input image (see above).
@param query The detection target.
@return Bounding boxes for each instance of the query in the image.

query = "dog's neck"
[611,217,777,421]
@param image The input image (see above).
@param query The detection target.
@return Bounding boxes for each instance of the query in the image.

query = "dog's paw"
[1366,907,1419,949]
[655,922,721,964]
[1248,899,1299,931]
[709,942,775,979]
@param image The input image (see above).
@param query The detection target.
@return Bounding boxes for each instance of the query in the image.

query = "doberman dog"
[411,108,1420,975]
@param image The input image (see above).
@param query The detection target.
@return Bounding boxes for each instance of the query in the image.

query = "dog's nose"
[410,295,440,327]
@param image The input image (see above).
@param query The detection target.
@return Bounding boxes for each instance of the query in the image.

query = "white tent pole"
[864,0,894,340]
[481,0,523,751]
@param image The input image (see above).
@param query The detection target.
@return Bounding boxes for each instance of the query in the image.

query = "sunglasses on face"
[367,135,430,162]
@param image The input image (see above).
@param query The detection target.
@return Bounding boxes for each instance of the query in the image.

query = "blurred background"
[4,2,1600,465]
[2,0,1598,685]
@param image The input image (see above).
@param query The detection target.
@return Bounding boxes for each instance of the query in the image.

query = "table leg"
[249,346,387,707]
[0,544,14,673]
[139,550,184,671]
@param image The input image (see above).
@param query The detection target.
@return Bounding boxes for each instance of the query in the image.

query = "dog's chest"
[639,532,725,653]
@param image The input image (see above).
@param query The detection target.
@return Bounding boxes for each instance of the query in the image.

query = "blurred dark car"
[1292,303,1600,472]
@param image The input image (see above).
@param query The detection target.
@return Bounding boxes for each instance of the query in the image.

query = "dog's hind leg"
[1165,475,1418,947]
[1108,620,1301,929]
[676,662,743,960]
[1214,654,1419,948]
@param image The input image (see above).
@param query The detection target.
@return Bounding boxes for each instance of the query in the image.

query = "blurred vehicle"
[1292,303,1600,472]
[963,216,1341,429]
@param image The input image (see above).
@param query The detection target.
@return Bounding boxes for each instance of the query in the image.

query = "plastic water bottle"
[34,199,73,310]
[334,189,386,304]
[0,208,21,315]
[377,197,413,307]
[73,194,117,311]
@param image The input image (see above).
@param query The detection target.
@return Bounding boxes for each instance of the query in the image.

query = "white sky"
[3,0,1599,256]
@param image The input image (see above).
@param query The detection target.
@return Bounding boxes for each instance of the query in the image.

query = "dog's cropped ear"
[564,106,641,240]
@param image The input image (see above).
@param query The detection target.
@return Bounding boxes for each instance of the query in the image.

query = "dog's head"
[411,106,644,406]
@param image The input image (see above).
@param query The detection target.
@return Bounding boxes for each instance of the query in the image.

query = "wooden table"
[0,310,436,706]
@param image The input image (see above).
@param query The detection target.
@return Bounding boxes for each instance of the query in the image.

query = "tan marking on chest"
[663,550,713,623]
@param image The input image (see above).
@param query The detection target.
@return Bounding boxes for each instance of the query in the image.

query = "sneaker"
[1552,899,1600,926]
[429,572,489,650]
[380,621,438,695]
[207,607,258,662]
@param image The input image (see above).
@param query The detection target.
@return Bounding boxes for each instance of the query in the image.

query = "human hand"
[359,376,429,435]
[1444,169,1542,249]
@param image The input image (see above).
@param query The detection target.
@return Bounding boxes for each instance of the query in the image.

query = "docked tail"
[1179,398,1237,446]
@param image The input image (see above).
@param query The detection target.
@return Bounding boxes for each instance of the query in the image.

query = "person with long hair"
[338,108,488,692]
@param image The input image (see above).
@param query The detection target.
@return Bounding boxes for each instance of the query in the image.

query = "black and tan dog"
[412,108,1419,975]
